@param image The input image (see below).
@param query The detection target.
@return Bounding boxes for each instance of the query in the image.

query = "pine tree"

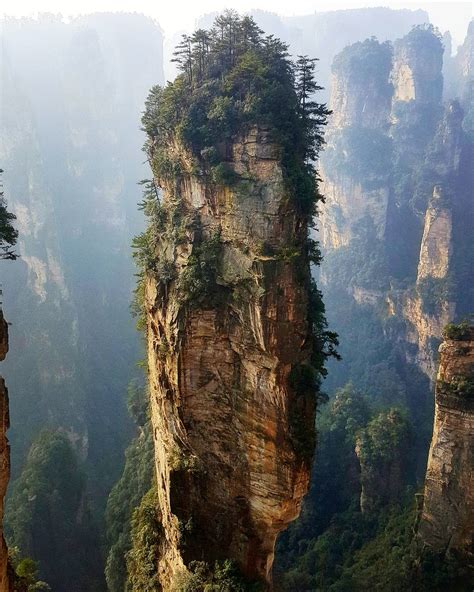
[0,169,18,260]
[238,16,263,50]
[295,56,331,161]
[172,35,193,84]
[191,29,211,81]
[212,9,240,70]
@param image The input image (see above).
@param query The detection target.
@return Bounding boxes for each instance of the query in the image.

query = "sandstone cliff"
[144,127,316,589]
[319,38,393,249]
[0,311,11,592]
[419,325,474,560]
[319,26,472,387]
[403,184,455,378]
[391,26,442,105]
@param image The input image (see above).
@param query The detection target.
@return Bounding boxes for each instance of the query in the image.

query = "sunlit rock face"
[391,31,443,105]
[319,38,393,250]
[0,312,11,592]
[144,128,315,590]
[319,26,473,386]
[419,327,474,560]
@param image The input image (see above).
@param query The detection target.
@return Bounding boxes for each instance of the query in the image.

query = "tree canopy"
[0,169,18,260]
[141,10,330,218]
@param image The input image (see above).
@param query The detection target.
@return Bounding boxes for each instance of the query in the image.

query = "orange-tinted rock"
[145,128,315,589]
[419,326,474,559]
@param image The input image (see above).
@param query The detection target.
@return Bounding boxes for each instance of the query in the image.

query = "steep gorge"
[319,24,473,401]
[273,21,473,591]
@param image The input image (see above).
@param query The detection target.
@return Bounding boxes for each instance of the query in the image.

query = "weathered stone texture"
[419,328,474,559]
[145,128,315,590]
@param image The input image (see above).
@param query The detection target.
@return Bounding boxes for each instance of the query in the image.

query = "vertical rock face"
[391,28,443,105]
[403,184,455,378]
[416,186,452,282]
[329,40,393,130]
[145,129,315,589]
[319,25,473,389]
[419,326,474,559]
[319,38,393,249]
[0,312,11,592]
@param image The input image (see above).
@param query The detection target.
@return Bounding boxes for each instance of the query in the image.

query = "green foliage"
[0,168,18,260]
[275,386,420,588]
[332,37,393,85]
[126,379,150,427]
[172,559,264,592]
[443,320,471,340]
[356,408,411,466]
[308,278,340,380]
[178,230,223,306]
[105,382,154,592]
[439,376,474,398]
[6,431,103,591]
[404,23,443,54]
[417,276,454,315]
[9,550,51,591]
[126,486,162,592]
[324,384,371,445]
[415,548,474,591]
[142,11,330,218]
[277,500,415,591]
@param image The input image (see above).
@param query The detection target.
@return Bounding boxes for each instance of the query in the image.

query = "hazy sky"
[1,1,472,47]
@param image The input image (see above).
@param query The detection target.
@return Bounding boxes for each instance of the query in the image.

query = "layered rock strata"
[145,128,315,589]
[419,326,474,559]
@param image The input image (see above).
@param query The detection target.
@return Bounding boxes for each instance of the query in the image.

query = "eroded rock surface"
[419,327,474,559]
[145,129,316,589]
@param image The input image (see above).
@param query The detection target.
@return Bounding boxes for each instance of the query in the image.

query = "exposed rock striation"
[319,38,393,249]
[144,127,316,589]
[0,311,11,592]
[319,25,473,386]
[419,326,474,560]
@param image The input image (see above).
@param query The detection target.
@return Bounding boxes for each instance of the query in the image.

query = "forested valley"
[0,6,472,592]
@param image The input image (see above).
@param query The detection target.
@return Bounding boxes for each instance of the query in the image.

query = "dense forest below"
[0,7,472,592]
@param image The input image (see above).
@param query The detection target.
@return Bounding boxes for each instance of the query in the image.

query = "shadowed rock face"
[419,327,474,559]
[0,312,11,591]
[144,128,315,590]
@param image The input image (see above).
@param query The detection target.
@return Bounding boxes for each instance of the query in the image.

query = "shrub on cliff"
[0,169,18,260]
[172,559,264,591]
[443,320,471,340]
[126,486,162,592]
[141,10,330,218]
